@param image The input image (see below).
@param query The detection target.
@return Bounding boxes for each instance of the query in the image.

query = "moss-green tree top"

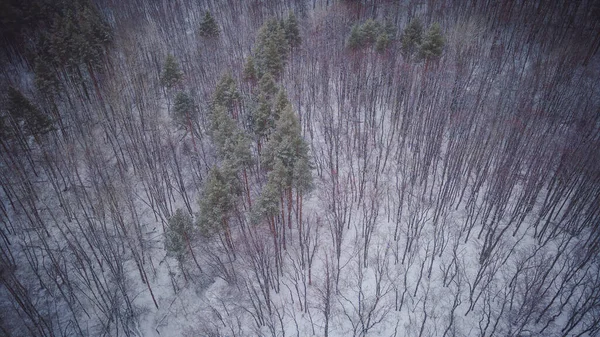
[212,73,239,113]
[262,100,311,191]
[210,105,253,177]
[197,167,232,237]
[273,89,290,122]
[172,92,196,129]
[258,72,277,99]
[255,18,288,77]
[199,11,220,38]
[347,23,364,49]
[160,54,183,90]
[243,55,258,82]
[419,23,445,60]
[165,209,194,261]
[347,18,395,51]
[401,18,423,58]
[283,11,301,48]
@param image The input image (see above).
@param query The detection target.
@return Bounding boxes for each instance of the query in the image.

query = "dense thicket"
[1,0,599,336]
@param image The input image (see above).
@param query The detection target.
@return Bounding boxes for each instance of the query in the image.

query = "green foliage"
[172,92,196,129]
[165,209,194,261]
[45,1,112,70]
[283,11,301,48]
[199,11,220,38]
[210,105,253,176]
[375,32,390,52]
[273,89,290,121]
[254,18,289,77]
[160,55,183,90]
[258,73,277,99]
[197,167,232,237]
[401,18,423,58]
[252,93,274,139]
[6,86,53,137]
[361,19,380,44]
[347,18,395,51]
[262,100,312,191]
[243,55,257,82]
[347,24,364,49]
[419,23,445,60]
[212,73,239,112]
[252,172,281,223]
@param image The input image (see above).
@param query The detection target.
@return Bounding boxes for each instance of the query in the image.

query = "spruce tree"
[7,86,53,136]
[347,23,364,49]
[360,19,379,44]
[401,18,423,58]
[375,32,390,52]
[273,89,290,121]
[255,18,288,77]
[172,92,196,130]
[198,11,220,38]
[197,167,232,238]
[243,55,258,82]
[283,11,301,48]
[160,54,183,90]
[419,23,445,61]
[165,209,194,261]
[258,72,277,99]
[212,73,239,113]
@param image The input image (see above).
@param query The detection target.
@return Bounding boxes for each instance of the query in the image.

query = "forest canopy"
[0,1,599,337]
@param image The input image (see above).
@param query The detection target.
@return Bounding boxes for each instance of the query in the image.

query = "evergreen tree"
[252,170,281,224]
[172,92,197,130]
[255,18,288,77]
[347,23,364,49]
[212,73,239,113]
[360,19,379,44]
[198,11,220,38]
[419,23,445,61]
[401,18,423,58]
[165,209,194,261]
[283,11,301,48]
[197,167,232,238]
[160,54,183,90]
[258,72,277,99]
[6,86,53,136]
[375,32,391,52]
[243,55,258,82]
[252,93,274,140]
[273,89,290,121]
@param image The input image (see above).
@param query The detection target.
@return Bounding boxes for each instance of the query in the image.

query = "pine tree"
[243,55,257,82]
[212,73,239,114]
[419,23,445,61]
[347,23,364,49]
[7,86,53,136]
[198,11,220,38]
[197,167,232,238]
[273,89,290,121]
[283,11,301,48]
[258,72,277,99]
[255,18,288,77]
[165,209,194,261]
[360,19,379,44]
[160,54,183,90]
[375,32,390,52]
[252,93,274,140]
[401,18,423,58]
[172,92,196,130]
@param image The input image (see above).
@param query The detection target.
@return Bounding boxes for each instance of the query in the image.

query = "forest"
[0,0,599,336]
